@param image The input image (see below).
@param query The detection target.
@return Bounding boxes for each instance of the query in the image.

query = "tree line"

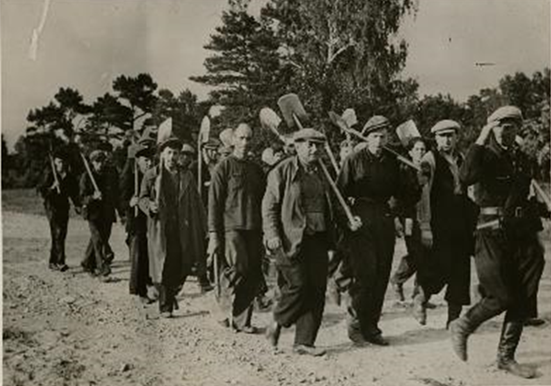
[2,0,549,189]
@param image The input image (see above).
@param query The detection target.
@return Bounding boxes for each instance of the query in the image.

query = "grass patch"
[2,188,79,218]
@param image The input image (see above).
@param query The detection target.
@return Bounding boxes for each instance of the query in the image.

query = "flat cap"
[90,150,107,162]
[181,143,196,154]
[293,128,326,143]
[361,116,390,135]
[487,106,523,124]
[203,138,221,150]
[431,119,460,135]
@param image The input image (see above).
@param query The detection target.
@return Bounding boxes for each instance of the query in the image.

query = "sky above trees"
[1,0,549,148]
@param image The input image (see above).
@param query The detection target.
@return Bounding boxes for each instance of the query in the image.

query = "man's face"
[203,148,219,165]
[273,150,284,164]
[409,140,427,164]
[92,158,105,172]
[137,155,152,173]
[162,146,180,169]
[180,152,194,168]
[295,140,321,166]
[493,121,519,149]
[435,131,457,152]
[340,145,353,164]
[366,129,388,155]
[232,125,253,158]
[53,157,65,173]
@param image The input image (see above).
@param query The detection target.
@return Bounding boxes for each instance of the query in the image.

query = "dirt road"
[3,208,551,386]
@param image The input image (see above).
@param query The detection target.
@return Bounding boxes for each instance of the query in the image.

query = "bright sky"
[1,0,549,148]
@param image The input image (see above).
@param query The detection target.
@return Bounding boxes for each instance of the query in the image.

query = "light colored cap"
[431,119,460,135]
[293,128,326,143]
[487,106,523,124]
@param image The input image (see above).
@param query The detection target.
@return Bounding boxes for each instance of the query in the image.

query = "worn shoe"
[524,317,545,327]
[392,282,405,302]
[497,358,536,379]
[57,264,69,272]
[49,263,60,271]
[160,311,173,319]
[235,325,260,334]
[266,321,281,347]
[293,344,326,357]
[412,294,427,325]
[365,334,389,346]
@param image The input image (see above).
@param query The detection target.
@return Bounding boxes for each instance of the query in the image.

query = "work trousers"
[347,203,395,338]
[46,210,69,266]
[128,231,151,297]
[82,220,113,274]
[217,230,263,329]
[468,227,544,325]
[273,233,329,347]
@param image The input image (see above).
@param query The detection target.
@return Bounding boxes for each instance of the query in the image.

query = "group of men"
[38,105,547,377]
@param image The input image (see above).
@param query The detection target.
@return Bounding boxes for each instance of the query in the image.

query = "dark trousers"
[82,220,113,274]
[156,282,185,313]
[417,225,471,306]
[47,211,69,266]
[218,230,263,329]
[273,233,329,347]
[128,231,151,297]
[469,229,544,325]
[347,204,395,338]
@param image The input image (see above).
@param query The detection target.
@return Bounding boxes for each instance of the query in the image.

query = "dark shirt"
[80,166,119,223]
[208,155,266,233]
[337,148,419,216]
[460,139,535,212]
[38,170,80,217]
[301,170,327,234]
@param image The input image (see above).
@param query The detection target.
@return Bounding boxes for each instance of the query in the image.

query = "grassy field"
[2,188,80,218]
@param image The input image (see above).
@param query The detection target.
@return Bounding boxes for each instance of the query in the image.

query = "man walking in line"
[208,123,265,333]
[450,106,546,379]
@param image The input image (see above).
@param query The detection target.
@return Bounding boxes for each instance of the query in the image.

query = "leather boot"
[446,303,462,329]
[412,292,427,325]
[449,303,495,361]
[496,321,536,379]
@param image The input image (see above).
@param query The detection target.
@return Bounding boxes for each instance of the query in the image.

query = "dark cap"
[361,116,390,135]
[293,128,326,143]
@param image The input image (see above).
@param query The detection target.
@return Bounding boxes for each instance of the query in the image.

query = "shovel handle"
[318,160,355,225]
[80,152,100,194]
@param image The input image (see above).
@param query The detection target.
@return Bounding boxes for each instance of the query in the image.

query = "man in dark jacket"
[450,106,546,379]
[337,115,420,346]
[38,151,81,271]
[80,149,120,280]
[120,143,154,303]
[208,123,265,333]
[414,120,477,327]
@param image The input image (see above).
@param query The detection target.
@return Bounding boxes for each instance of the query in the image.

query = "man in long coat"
[139,134,207,317]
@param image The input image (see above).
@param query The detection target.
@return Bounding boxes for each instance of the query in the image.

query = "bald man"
[208,123,266,333]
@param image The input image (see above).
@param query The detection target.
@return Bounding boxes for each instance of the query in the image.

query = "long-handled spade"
[278,93,341,174]
[262,99,358,228]
[328,111,420,171]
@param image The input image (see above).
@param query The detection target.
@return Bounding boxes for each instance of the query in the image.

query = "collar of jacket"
[290,156,323,182]
[361,147,389,163]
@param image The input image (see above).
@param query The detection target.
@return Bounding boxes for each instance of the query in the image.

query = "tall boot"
[449,302,496,361]
[496,321,536,379]
[446,303,462,329]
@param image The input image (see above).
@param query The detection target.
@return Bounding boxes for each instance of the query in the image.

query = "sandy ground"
[2,208,551,386]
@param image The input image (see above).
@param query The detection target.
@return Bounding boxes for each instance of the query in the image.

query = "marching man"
[263,128,344,356]
[139,119,207,317]
[451,106,546,379]
[208,123,265,333]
